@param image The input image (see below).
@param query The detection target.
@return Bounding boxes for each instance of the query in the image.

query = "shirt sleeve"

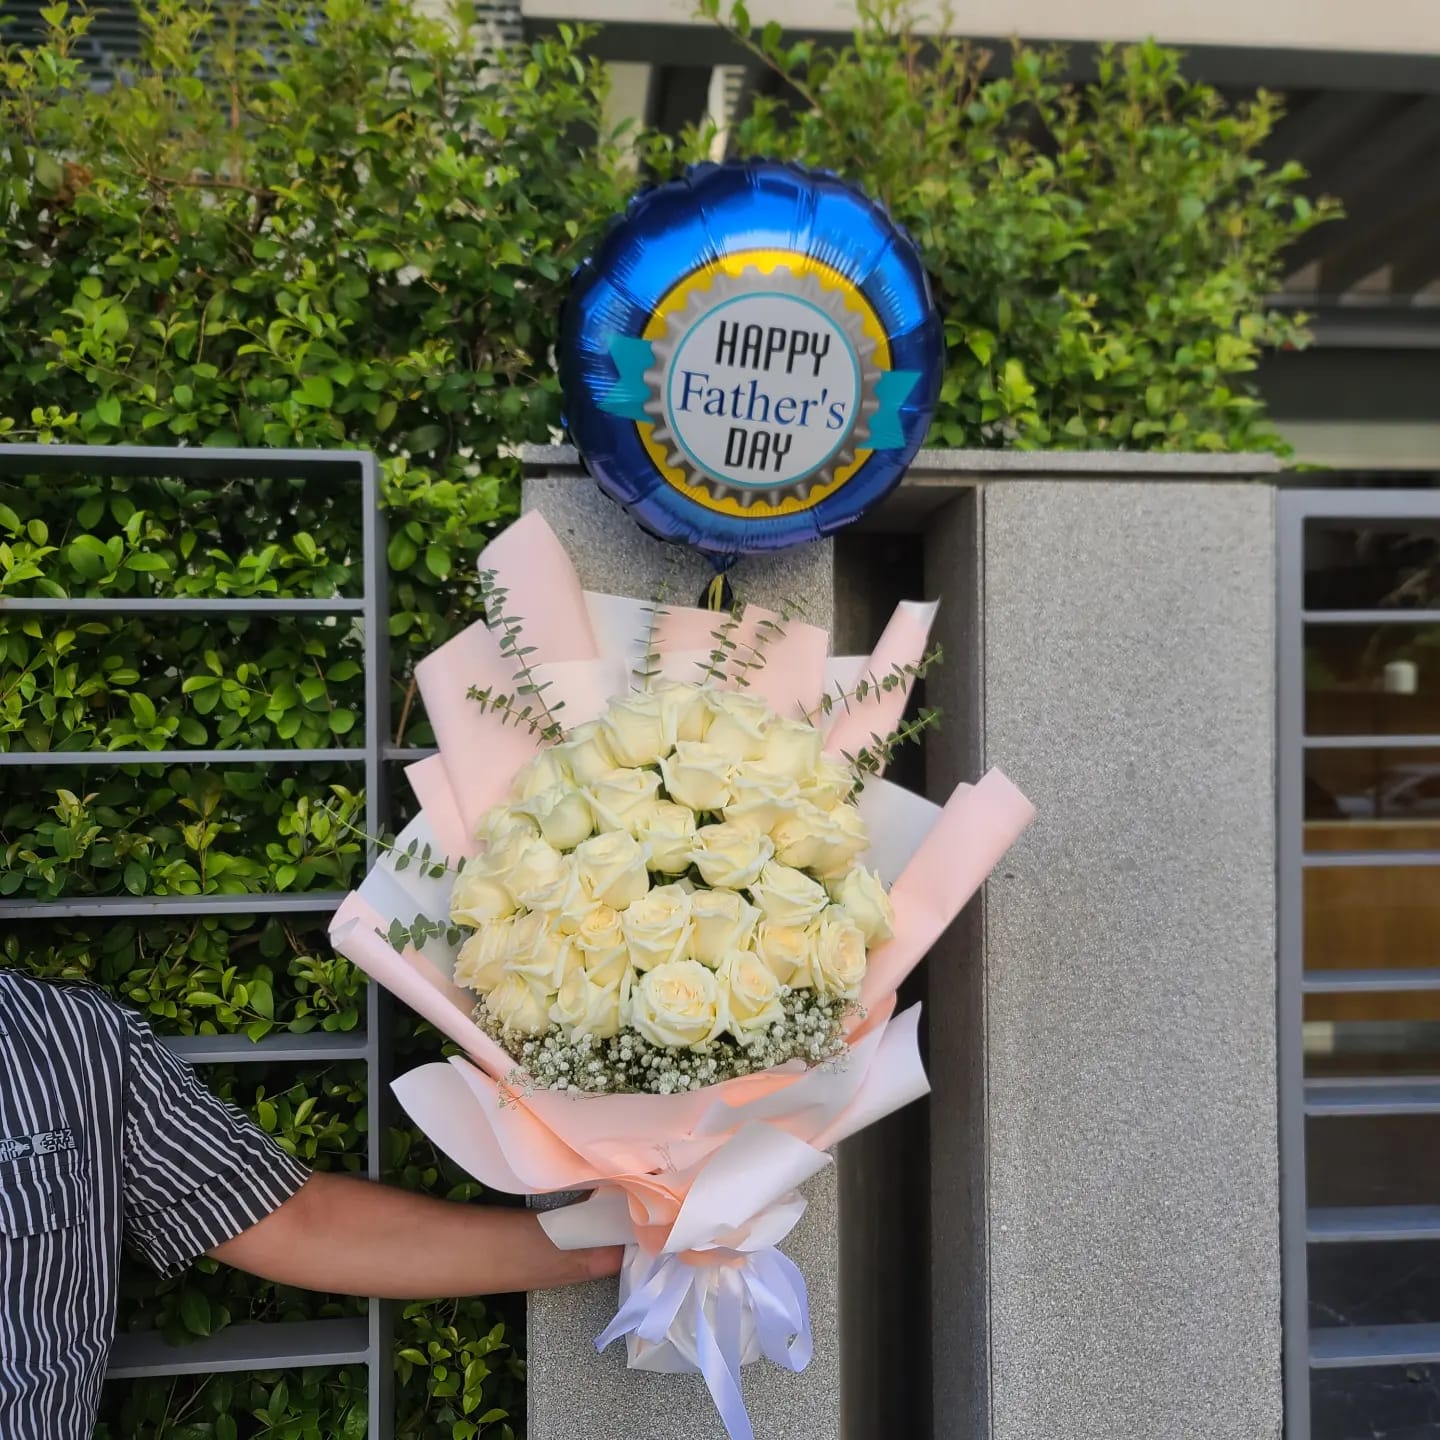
[120,1014,311,1277]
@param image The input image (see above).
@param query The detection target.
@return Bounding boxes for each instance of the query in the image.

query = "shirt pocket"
[0,1151,88,1239]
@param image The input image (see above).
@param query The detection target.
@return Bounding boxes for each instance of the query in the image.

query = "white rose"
[704,691,772,762]
[689,889,759,967]
[551,964,626,1039]
[572,903,630,987]
[518,783,595,851]
[718,949,785,1037]
[634,801,698,873]
[573,830,651,909]
[449,854,516,927]
[691,821,775,890]
[772,801,869,877]
[486,971,552,1036]
[475,804,539,850]
[655,682,711,743]
[827,866,894,944]
[749,861,829,926]
[586,767,663,834]
[493,834,567,908]
[805,911,868,999]
[801,755,855,809]
[453,917,512,994]
[627,960,726,1048]
[724,767,804,834]
[807,803,869,878]
[754,920,819,987]
[505,910,568,988]
[622,883,692,972]
[554,721,618,786]
[601,693,675,768]
[510,747,572,802]
[524,855,588,927]
[761,718,823,780]
[660,741,736,813]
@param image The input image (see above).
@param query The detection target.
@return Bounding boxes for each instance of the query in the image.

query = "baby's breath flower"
[473,990,856,1095]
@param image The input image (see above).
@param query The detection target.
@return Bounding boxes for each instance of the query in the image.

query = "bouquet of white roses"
[452,679,897,1097]
[329,512,1033,1440]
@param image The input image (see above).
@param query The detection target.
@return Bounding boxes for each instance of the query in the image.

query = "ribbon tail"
[693,1277,754,1440]
[746,1248,814,1372]
[595,1256,682,1354]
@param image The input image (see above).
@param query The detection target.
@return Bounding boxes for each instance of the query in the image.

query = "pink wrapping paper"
[822,600,938,762]
[481,510,599,663]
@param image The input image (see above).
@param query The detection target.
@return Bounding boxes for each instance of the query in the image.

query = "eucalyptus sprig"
[384,915,465,954]
[477,568,566,742]
[729,601,797,689]
[634,551,682,691]
[845,705,944,789]
[804,644,944,724]
[466,683,560,739]
[697,602,749,684]
[317,803,457,878]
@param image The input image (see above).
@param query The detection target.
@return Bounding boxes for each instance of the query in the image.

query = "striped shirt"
[0,971,310,1439]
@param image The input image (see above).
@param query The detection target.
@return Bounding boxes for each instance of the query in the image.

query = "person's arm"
[115,1004,618,1295]
[210,1172,619,1296]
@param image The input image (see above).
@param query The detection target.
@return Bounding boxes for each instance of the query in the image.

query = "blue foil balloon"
[560,161,943,563]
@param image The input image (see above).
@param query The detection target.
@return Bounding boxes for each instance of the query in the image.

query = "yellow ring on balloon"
[637,249,892,519]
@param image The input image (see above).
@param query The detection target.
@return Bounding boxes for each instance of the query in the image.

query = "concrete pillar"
[520,454,842,1440]
[923,456,1282,1440]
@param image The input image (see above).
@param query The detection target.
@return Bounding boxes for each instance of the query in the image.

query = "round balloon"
[559,160,943,561]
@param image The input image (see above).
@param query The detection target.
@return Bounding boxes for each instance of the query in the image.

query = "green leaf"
[297,374,335,408]
[96,395,122,427]
[129,692,157,728]
[179,1290,212,1337]
[424,545,452,579]
[405,424,446,454]
[122,861,147,896]
[125,553,171,573]
[388,533,418,569]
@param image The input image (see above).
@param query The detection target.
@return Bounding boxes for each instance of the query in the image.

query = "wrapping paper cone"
[822,600,938,762]
[324,511,1036,1440]
[480,511,598,663]
[859,769,1036,1012]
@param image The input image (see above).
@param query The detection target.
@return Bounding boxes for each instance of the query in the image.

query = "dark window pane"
[1311,1241,1440,1329]
[1312,1365,1440,1440]
[1307,748,1440,826]
[1308,1115,1440,1208]
[1306,624,1440,739]
[1304,516,1440,614]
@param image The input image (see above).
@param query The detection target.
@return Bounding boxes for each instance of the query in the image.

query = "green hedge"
[0,1,1329,1435]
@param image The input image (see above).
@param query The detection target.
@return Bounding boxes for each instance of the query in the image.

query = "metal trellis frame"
[1278,487,1440,1440]
[0,445,394,1438]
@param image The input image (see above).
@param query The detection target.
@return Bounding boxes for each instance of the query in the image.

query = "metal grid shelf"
[108,1318,371,1378]
[1305,1076,1440,1116]
[0,597,365,614]
[0,748,367,766]
[1304,968,1440,994]
[1302,733,1440,749]
[0,892,348,921]
[0,446,394,1432]
[162,1032,370,1065]
[1309,1206,1440,1244]
[1310,1323,1440,1370]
